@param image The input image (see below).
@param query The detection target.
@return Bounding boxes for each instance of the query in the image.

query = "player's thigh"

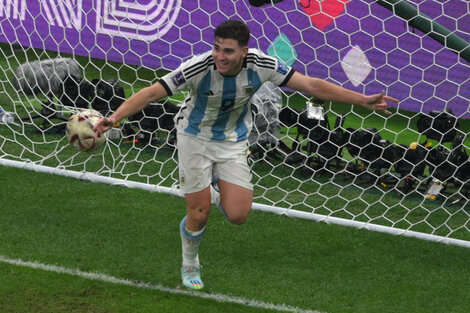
[218,179,253,214]
[213,141,253,221]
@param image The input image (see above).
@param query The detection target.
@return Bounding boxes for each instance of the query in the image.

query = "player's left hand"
[364,91,399,115]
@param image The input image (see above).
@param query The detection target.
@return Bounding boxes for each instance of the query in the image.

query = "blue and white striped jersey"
[159,49,294,142]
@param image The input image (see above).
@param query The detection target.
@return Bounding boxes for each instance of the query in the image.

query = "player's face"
[212,37,248,76]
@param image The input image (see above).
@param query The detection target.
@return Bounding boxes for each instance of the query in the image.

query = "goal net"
[1,0,469,247]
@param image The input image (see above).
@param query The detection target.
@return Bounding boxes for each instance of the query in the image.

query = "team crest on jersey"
[244,85,254,95]
[276,61,289,75]
[172,71,186,86]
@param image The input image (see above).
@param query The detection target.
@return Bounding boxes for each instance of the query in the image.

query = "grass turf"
[1,165,470,313]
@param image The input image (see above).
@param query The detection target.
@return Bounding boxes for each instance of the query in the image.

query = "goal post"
[0,0,469,247]
[376,0,470,62]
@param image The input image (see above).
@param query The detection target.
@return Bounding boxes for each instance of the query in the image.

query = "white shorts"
[177,134,253,194]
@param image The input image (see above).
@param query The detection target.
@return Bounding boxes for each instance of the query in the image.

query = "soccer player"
[93,19,398,290]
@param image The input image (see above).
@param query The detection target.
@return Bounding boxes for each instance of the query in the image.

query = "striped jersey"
[159,49,295,142]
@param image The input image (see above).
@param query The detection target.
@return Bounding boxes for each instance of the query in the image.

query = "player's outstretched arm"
[93,82,168,136]
[285,71,399,114]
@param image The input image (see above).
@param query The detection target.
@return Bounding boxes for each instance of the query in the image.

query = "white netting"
[0,0,469,246]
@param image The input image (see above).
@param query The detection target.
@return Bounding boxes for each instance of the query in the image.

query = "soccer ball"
[66,109,106,152]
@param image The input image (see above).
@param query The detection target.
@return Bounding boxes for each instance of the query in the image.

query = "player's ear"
[241,46,248,57]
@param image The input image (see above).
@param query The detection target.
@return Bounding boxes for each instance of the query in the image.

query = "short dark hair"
[214,20,250,47]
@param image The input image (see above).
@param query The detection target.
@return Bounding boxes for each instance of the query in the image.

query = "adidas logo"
[204,90,214,96]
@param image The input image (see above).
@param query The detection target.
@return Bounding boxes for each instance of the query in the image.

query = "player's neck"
[220,70,241,77]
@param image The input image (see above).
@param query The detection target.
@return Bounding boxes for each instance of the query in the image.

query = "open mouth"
[216,61,229,72]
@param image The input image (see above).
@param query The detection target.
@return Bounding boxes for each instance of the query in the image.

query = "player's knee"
[228,215,248,225]
[225,206,250,225]
[187,205,211,226]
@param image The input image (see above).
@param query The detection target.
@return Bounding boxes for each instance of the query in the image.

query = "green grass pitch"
[1,165,470,313]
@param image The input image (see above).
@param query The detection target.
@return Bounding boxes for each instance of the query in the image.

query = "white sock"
[180,216,205,267]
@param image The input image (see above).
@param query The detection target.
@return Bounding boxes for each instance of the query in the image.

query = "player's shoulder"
[180,51,215,79]
[160,51,214,92]
[245,48,277,70]
[245,49,294,83]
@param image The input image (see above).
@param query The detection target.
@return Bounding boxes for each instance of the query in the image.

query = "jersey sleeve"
[273,59,295,87]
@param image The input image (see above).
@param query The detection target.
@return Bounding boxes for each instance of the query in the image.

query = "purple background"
[1,0,469,117]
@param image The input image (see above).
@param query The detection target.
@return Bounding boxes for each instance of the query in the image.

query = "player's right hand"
[364,91,398,115]
[93,116,115,137]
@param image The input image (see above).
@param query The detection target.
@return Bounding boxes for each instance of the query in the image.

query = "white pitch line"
[0,255,323,313]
